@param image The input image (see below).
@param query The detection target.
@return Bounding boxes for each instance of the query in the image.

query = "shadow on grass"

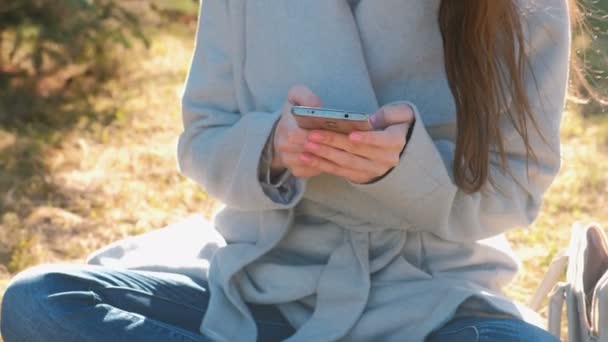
[0,65,122,272]
[0,10,202,277]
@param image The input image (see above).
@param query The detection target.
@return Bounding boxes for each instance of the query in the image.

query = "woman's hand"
[270,85,324,178]
[300,103,415,184]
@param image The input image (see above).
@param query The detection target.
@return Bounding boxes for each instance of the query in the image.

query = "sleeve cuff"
[354,104,416,185]
[255,110,306,206]
[349,102,451,208]
[259,120,292,187]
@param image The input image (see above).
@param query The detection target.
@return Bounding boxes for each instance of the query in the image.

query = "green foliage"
[7,235,39,274]
[575,0,608,113]
[151,0,199,17]
[0,0,148,78]
[0,1,153,133]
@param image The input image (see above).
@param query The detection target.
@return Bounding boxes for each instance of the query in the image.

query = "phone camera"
[344,113,349,118]
[311,110,315,114]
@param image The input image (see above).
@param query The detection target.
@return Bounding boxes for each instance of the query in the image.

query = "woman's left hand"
[300,103,415,184]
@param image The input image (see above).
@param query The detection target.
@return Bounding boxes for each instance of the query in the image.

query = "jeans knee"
[1,264,81,340]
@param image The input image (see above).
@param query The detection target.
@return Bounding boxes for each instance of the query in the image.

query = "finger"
[370,103,414,130]
[347,126,407,149]
[302,141,382,174]
[291,166,322,178]
[283,129,309,146]
[306,130,376,158]
[281,154,322,178]
[282,152,314,167]
[304,142,401,169]
[299,153,373,182]
[306,137,399,170]
[276,142,305,154]
[287,85,323,107]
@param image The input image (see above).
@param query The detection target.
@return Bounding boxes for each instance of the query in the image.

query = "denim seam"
[472,319,527,331]
[97,285,208,315]
[474,319,547,341]
[431,325,480,341]
[27,286,89,341]
[90,285,209,341]
[95,303,205,342]
[16,271,96,341]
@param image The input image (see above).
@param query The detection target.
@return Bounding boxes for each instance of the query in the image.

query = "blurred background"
[0,0,606,339]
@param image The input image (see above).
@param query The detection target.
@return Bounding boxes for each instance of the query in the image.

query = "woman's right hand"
[270,85,324,178]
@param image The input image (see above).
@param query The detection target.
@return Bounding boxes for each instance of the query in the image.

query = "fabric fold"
[286,230,371,341]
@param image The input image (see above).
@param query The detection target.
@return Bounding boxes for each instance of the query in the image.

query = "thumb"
[287,85,323,107]
[371,103,414,130]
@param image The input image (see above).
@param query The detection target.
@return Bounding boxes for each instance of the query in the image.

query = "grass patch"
[0,16,217,282]
[505,110,608,323]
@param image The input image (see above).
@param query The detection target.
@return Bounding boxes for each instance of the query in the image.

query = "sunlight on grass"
[505,110,608,323]
[0,25,219,280]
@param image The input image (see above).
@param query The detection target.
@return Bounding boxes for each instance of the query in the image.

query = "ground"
[0,11,607,342]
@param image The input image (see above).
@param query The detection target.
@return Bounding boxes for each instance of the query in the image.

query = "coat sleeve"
[349,1,571,242]
[177,0,306,211]
[258,120,292,187]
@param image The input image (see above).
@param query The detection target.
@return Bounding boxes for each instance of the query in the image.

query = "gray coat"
[90,0,571,340]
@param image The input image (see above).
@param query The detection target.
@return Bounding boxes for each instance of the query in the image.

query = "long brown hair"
[438,0,580,193]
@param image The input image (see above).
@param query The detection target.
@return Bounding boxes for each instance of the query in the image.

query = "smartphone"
[290,106,374,134]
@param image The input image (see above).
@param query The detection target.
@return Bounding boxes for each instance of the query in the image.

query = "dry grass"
[0,25,219,283]
[504,109,608,340]
[0,16,607,342]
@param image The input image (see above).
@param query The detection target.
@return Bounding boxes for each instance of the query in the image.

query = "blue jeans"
[1,264,296,342]
[426,316,560,342]
[1,264,560,342]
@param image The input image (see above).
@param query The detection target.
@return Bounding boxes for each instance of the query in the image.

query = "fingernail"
[350,133,363,141]
[310,132,324,142]
[305,141,320,150]
[300,154,312,162]
[370,114,381,129]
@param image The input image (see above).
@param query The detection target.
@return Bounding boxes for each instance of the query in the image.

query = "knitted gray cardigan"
[90,0,571,340]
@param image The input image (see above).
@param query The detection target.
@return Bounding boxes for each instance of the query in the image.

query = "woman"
[2,0,573,341]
